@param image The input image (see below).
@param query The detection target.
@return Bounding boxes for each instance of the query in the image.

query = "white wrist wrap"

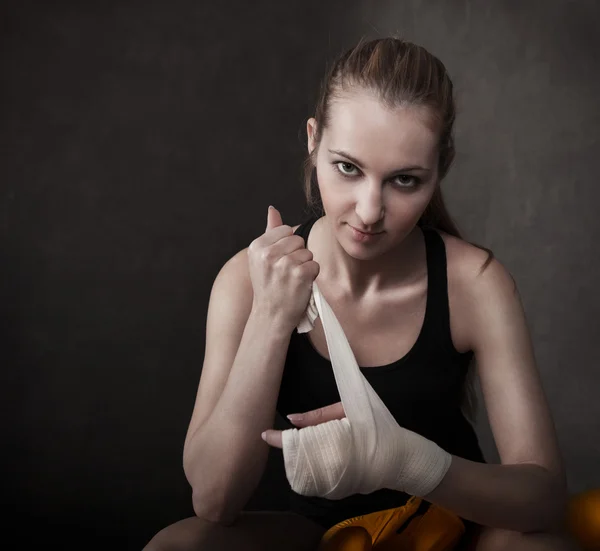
[286,282,452,499]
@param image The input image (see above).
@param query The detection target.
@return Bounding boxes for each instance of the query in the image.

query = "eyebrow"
[328,149,431,173]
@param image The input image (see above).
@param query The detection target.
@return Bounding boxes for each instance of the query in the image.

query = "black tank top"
[276,216,485,528]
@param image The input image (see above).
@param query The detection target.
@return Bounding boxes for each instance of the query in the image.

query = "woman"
[144,37,576,550]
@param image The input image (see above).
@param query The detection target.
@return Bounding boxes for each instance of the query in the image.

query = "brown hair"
[302,36,493,421]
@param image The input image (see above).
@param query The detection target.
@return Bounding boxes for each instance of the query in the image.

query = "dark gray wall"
[1,1,598,549]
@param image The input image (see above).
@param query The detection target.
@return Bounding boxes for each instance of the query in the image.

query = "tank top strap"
[293,216,319,240]
[421,226,465,357]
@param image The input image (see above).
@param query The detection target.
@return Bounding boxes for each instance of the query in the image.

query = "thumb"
[266,205,283,231]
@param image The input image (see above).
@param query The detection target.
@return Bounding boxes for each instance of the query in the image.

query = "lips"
[347,224,384,244]
[349,225,382,235]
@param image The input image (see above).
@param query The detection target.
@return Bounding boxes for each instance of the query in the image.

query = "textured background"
[2,1,598,549]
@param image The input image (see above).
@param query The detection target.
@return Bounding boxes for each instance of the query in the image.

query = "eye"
[334,162,359,177]
[392,174,421,188]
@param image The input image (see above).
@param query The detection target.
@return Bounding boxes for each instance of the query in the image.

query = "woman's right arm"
[183,208,319,524]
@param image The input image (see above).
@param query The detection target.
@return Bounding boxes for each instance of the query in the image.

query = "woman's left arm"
[425,252,568,533]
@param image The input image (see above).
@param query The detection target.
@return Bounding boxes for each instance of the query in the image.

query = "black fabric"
[276,216,485,529]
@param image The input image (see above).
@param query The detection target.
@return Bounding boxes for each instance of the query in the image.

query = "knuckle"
[293,265,308,280]
[286,259,300,273]
[261,247,276,262]
[280,254,294,269]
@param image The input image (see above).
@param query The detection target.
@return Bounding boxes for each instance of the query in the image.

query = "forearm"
[184,308,293,522]
[424,455,567,533]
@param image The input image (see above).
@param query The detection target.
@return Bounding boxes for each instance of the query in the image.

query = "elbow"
[183,428,266,525]
[185,455,236,524]
[192,488,240,526]
[522,476,569,534]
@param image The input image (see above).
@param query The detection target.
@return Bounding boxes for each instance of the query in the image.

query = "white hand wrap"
[286,282,452,499]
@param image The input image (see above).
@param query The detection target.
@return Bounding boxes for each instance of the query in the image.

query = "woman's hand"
[263,396,451,500]
[247,206,320,334]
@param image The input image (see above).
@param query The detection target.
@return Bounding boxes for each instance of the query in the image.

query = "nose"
[355,180,384,228]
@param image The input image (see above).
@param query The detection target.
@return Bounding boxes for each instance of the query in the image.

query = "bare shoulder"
[436,230,519,352]
[213,246,252,300]
[438,230,516,295]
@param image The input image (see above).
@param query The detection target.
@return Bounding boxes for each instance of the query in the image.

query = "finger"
[266,205,283,231]
[261,429,283,449]
[286,401,346,427]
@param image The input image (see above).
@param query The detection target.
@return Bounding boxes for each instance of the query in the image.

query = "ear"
[307,117,318,155]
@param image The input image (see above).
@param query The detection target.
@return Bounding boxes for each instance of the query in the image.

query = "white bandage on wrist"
[286,282,452,499]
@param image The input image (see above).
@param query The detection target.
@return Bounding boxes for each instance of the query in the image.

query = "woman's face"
[307,90,440,259]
